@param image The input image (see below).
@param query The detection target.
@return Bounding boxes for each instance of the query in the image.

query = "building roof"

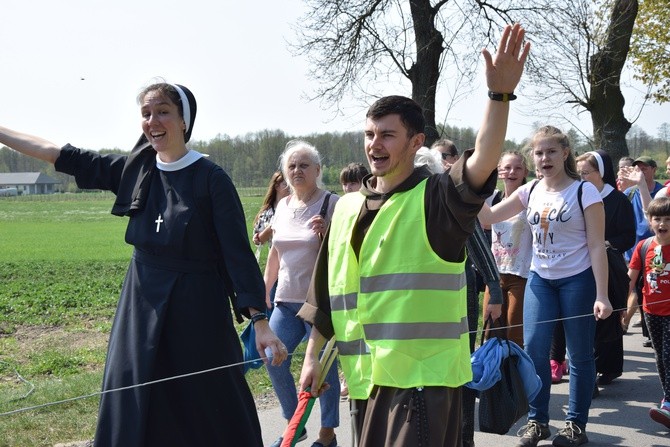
[0,172,61,185]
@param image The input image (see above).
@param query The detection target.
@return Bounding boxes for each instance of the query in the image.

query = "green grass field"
[0,192,276,447]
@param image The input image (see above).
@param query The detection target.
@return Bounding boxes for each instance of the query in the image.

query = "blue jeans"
[524,267,596,428]
[265,302,340,428]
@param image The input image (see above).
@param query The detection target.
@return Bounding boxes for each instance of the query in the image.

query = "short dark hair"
[647,197,670,218]
[340,162,369,184]
[431,139,458,156]
[366,96,425,137]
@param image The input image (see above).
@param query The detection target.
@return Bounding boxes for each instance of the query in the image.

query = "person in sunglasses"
[432,138,460,170]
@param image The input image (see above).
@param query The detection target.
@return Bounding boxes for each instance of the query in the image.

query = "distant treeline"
[1,122,669,192]
[0,125,480,192]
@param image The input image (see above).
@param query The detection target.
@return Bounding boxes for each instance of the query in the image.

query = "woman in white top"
[483,151,533,347]
[479,126,611,447]
[264,140,340,447]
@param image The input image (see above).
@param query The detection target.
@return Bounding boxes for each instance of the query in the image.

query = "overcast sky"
[2,0,668,152]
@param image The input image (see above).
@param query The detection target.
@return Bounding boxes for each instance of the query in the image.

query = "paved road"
[257,324,670,446]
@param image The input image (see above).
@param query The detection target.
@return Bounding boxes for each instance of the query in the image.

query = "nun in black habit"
[0,82,288,446]
[577,150,635,386]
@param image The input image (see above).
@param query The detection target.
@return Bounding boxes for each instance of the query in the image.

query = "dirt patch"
[255,389,280,411]
[2,324,108,363]
[13,324,109,347]
[53,442,93,447]
[0,324,109,388]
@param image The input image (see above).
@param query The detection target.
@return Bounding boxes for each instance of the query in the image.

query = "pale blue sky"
[1,0,667,151]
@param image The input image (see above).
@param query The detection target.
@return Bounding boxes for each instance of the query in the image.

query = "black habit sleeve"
[54,144,127,193]
[604,191,636,253]
[209,166,266,317]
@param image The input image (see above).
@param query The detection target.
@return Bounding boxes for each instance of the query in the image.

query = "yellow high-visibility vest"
[328,179,471,399]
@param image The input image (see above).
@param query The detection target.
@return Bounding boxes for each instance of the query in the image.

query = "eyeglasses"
[578,170,595,177]
[441,152,457,160]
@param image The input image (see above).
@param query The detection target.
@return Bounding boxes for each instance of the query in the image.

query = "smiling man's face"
[364,114,423,191]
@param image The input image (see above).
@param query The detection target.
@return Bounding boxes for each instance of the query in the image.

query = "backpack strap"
[316,192,333,243]
[577,180,584,213]
[491,189,504,206]
[319,192,332,218]
[526,179,540,204]
[636,236,655,289]
[193,159,244,324]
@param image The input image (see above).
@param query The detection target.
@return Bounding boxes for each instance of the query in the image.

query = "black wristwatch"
[488,91,517,102]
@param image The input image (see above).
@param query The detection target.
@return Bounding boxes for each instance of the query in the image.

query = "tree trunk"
[588,0,638,163]
[408,0,444,146]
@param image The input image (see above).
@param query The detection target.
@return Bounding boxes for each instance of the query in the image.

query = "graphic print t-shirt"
[490,209,533,278]
[629,239,670,316]
[517,180,602,280]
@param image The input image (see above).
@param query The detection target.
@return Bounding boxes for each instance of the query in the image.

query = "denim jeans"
[265,301,340,427]
[524,267,596,428]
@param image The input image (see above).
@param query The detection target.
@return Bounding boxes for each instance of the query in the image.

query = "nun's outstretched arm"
[0,126,61,164]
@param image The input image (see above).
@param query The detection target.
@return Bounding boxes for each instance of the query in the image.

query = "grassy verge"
[0,192,280,446]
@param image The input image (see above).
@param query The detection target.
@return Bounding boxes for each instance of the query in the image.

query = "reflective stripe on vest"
[330,292,358,311]
[361,272,465,292]
[363,317,468,340]
[328,180,471,398]
[336,338,369,356]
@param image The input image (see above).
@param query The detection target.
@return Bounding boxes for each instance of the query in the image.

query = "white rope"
[0,356,264,417]
[0,360,34,401]
[1,299,665,418]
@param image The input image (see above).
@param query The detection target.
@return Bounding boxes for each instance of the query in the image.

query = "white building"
[0,172,61,195]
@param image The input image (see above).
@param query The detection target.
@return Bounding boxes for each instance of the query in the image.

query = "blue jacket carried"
[466,336,541,402]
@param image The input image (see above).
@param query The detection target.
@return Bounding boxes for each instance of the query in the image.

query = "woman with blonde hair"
[479,126,611,447]
[483,150,532,348]
[264,140,340,447]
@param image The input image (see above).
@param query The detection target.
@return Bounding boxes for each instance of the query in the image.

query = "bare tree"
[658,123,670,158]
[626,124,652,158]
[522,0,638,161]
[589,0,638,160]
[291,0,534,145]
[294,0,668,164]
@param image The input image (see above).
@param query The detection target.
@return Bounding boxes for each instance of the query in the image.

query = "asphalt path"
[257,323,670,446]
